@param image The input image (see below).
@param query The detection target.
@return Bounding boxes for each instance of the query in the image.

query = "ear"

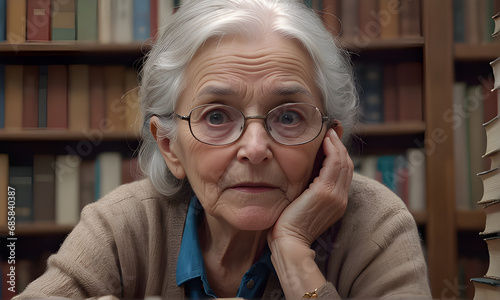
[150,116,186,179]
[332,121,343,140]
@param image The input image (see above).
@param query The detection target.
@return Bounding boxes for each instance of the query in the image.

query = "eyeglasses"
[166,102,334,146]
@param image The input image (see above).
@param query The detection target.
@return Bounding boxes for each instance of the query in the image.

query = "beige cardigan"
[18,173,431,299]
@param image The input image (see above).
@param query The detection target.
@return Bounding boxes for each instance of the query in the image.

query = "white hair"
[138,0,359,196]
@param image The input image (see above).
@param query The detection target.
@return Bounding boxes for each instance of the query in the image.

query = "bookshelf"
[0,0,490,298]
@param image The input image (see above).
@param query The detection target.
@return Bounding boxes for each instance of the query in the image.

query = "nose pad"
[236,122,273,163]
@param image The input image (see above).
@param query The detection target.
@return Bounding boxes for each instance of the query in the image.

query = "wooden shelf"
[412,210,427,226]
[0,41,151,54]
[456,210,486,231]
[353,122,426,136]
[0,223,74,236]
[0,129,140,141]
[339,36,425,52]
[454,43,500,61]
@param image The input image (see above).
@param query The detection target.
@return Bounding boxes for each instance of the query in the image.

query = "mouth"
[229,183,279,193]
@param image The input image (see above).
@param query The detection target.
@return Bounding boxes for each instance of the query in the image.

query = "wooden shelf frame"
[454,43,500,62]
[0,128,140,141]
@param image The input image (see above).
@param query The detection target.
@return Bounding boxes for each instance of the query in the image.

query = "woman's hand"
[268,128,354,247]
[267,128,353,299]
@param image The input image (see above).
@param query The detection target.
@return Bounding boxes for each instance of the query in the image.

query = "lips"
[229,182,279,193]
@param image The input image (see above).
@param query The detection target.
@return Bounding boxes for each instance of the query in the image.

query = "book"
[98,0,112,43]
[322,0,341,37]
[0,153,8,226]
[471,277,500,299]
[407,148,426,211]
[38,65,48,127]
[478,167,500,204]
[491,57,500,90]
[47,65,68,128]
[124,68,140,133]
[453,82,471,209]
[150,0,158,39]
[104,65,126,131]
[96,152,122,198]
[482,201,500,236]
[89,65,106,130]
[111,0,133,44]
[340,0,359,39]
[494,11,500,37]
[358,0,379,40]
[490,150,500,169]
[79,159,95,211]
[379,0,400,39]
[464,0,480,44]
[158,0,175,36]
[26,0,50,41]
[133,0,150,41]
[22,65,39,128]
[400,0,421,37]
[383,64,398,123]
[33,154,55,222]
[76,0,97,41]
[4,65,23,129]
[0,64,4,128]
[51,0,76,40]
[484,116,500,157]
[453,0,466,43]
[0,0,6,41]
[466,85,487,208]
[396,62,423,122]
[54,155,81,225]
[68,65,89,131]
[6,0,26,43]
[9,166,33,223]
[356,63,384,124]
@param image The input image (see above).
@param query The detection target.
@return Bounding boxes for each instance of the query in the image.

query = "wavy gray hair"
[138,0,358,196]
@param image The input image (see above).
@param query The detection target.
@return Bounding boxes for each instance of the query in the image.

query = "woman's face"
[163,34,329,231]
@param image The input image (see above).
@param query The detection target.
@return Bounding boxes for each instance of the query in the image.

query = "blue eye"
[279,111,301,126]
[204,109,232,125]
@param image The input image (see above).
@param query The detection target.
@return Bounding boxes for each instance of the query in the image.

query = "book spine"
[27,0,51,41]
[47,65,68,128]
[22,65,39,128]
[0,64,4,128]
[0,154,8,226]
[51,0,76,41]
[33,155,55,222]
[98,0,112,43]
[111,0,134,44]
[38,65,48,128]
[133,0,151,41]
[9,166,33,223]
[76,0,97,41]
[0,0,7,41]
[68,65,90,131]
[4,65,23,129]
[6,0,26,43]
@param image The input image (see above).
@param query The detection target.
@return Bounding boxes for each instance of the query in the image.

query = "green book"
[76,0,97,41]
[51,0,76,40]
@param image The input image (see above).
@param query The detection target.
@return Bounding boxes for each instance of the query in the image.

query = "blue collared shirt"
[176,196,275,299]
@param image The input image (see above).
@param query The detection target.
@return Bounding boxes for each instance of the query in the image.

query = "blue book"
[133,0,150,41]
[0,0,5,41]
[377,155,397,193]
[38,65,48,128]
[0,65,4,128]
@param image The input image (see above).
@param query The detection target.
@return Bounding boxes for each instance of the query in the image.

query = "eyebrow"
[197,86,238,97]
[272,86,313,98]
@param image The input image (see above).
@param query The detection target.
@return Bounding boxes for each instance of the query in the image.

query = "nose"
[236,120,273,164]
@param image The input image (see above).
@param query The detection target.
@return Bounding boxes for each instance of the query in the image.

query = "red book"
[89,65,105,129]
[47,65,68,128]
[22,65,39,128]
[396,62,423,122]
[26,0,51,41]
[150,0,158,39]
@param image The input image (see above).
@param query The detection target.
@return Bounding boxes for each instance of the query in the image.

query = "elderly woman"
[18,0,431,299]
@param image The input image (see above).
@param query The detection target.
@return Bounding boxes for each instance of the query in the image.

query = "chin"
[227,206,281,231]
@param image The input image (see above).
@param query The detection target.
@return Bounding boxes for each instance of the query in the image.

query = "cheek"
[278,148,318,198]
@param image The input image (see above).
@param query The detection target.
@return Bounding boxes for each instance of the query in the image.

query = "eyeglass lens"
[187,103,324,145]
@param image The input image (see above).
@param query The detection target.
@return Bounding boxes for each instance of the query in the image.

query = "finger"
[324,129,353,190]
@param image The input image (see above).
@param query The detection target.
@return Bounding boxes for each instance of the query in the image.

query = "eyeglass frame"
[156,102,338,146]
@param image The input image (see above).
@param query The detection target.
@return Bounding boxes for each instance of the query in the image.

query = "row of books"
[0,152,142,226]
[0,64,141,133]
[353,148,426,212]
[355,61,423,124]
[320,0,421,40]
[453,0,500,45]
[0,0,187,44]
[470,20,500,299]
[453,81,499,210]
